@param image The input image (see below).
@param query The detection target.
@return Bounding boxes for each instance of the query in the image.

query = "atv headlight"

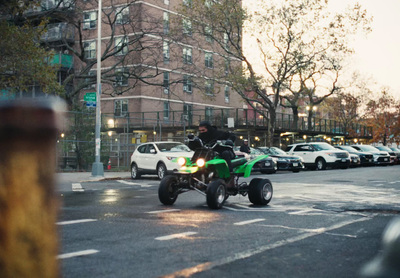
[177,157,188,167]
[196,158,206,167]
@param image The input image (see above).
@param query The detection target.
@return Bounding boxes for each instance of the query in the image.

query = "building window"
[205,107,213,121]
[164,0,169,4]
[183,47,192,64]
[116,6,129,25]
[85,70,96,89]
[205,52,213,68]
[163,41,170,63]
[83,41,96,59]
[163,102,170,118]
[205,80,214,96]
[83,11,97,30]
[183,104,193,124]
[183,0,192,7]
[224,58,230,75]
[224,85,230,103]
[163,72,169,94]
[224,33,230,50]
[114,68,129,87]
[183,75,192,93]
[115,99,128,117]
[163,12,169,34]
[115,36,128,55]
[183,19,192,36]
[205,25,213,42]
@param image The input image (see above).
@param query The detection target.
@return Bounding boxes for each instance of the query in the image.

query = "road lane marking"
[147,209,181,214]
[234,219,265,226]
[117,180,154,187]
[161,217,370,278]
[155,232,197,241]
[57,219,97,225]
[57,249,99,259]
[72,183,84,192]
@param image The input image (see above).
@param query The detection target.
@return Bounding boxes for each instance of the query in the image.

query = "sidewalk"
[56,171,131,184]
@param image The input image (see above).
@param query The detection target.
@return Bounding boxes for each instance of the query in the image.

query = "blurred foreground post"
[0,98,65,278]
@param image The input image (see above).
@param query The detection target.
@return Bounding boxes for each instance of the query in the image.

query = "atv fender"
[206,158,230,178]
[240,155,270,178]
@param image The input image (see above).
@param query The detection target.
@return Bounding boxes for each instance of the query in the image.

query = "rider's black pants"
[220,150,234,172]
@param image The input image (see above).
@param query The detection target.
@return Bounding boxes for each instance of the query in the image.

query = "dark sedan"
[258,146,304,172]
[234,146,278,174]
[335,145,374,166]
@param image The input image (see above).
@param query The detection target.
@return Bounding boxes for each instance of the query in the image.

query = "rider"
[239,139,251,154]
[193,121,236,172]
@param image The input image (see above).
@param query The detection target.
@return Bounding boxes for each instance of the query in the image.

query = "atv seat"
[231,157,248,168]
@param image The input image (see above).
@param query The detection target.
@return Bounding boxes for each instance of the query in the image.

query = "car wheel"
[157,163,167,180]
[131,163,141,179]
[316,158,326,170]
[248,178,273,206]
[206,179,226,209]
[158,175,178,205]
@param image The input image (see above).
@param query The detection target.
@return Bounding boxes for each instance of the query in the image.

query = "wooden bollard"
[0,98,65,278]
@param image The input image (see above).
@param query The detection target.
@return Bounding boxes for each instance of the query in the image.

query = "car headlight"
[177,157,188,167]
[166,156,177,161]
[327,153,336,156]
[196,158,206,167]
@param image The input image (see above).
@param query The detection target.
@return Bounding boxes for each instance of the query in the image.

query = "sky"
[243,0,400,99]
[336,0,400,99]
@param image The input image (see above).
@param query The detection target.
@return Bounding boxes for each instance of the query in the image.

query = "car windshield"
[311,143,335,151]
[269,147,287,155]
[339,146,358,152]
[156,142,191,152]
[354,145,379,152]
[376,146,392,152]
[250,148,264,155]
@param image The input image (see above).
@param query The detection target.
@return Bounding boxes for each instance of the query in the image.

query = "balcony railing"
[48,53,74,69]
[40,22,75,44]
[101,108,373,138]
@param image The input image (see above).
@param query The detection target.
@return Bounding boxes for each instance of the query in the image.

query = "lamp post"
[92,0,104,176]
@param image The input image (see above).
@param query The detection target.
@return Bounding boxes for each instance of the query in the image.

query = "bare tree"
[177,0,371,145]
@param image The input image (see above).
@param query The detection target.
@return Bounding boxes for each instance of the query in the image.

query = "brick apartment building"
[74,0,245,141]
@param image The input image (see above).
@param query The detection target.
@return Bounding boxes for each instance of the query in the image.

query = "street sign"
[86,101,96,107]
[84,92,96,102]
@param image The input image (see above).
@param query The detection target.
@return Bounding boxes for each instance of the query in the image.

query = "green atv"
[158,138,273,209]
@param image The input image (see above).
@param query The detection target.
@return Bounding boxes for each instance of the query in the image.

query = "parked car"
[350,145,391,166]
[257,146,304,172]
[130,141,194,179]
[234,146,278,174]
[389,147,400,164]
[285,142,350,170]
[335,145,374,166]
[374,145,398,165]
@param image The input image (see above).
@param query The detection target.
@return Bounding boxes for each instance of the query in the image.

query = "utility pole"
[92,0,104,176]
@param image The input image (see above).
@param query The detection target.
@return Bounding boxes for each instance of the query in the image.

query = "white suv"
[130,141,193,179]
[285,142,350,170]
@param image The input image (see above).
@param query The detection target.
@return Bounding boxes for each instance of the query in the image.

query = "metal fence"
[56,108,373,171]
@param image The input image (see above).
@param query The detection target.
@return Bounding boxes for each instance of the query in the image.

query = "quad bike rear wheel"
[158,175,179,205]
[248,178,273,206]
[206,179,226,209]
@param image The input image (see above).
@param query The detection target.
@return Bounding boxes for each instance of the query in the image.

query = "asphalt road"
[57,166,400,278]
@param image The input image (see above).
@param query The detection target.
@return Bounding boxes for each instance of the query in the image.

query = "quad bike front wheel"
[206,179,227,209]
[158,175,179,205]
[248,178,273,206]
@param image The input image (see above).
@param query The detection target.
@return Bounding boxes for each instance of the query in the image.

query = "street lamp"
[92,0,104,176]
